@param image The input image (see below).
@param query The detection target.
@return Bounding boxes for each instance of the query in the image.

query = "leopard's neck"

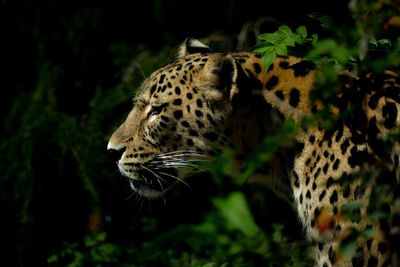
[234,53,316,122]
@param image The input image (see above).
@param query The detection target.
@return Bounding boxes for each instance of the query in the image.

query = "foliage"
[254,25,318,69]
[47,192,310,267]
[253,0,400,262]
[2,1,399,266]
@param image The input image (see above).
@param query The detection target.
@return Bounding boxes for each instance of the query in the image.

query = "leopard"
[107,37,400,266]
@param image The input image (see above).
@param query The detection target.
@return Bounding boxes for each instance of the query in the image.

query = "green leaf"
[262,52,277,70]
[253,44,275,54]
[213,192,260,237]
[275,44,288,56]
[257,33,279,43]
[282,37,296,47]
[377,39,392,49]
[296,26,307,39]
[311,34,318,47]
[308,13,337,31]
[278,25,292,35]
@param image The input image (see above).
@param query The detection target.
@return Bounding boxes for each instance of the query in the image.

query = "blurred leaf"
[308,13,337,31]
[213,192,260,237]
[296,26,307,39]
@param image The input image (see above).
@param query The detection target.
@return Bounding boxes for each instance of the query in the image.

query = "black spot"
[173,99,182,105]
[189,130,199,136]
[179,79,185,85]
[299,193,303,204]
[326,176,334,188]
[366,256,378,267]
[319,190,326,201]
[306,190,311,199]
[186,93,193,100]
[323,163,329,174]
[335,125,344,142]
[309,135,315,144]
[186,105,191,113]
[265,75,279,90]
[167,82,172,88]
[340,139,350,154]
[150,84,157,95]
[175,87,181,95]
[305,175,310,185]
[323,150,329,158]
[312,182,317,191]
[160,115,169,122]
[330,190,338,204]
[368,92,381,109]
[289,88,300,107]
[314,167,321,181]
[279,61,290,69]
[332,159,340,170]
[195,120,205,128]
[195,110,203,117]
[313,207,321,223]
[348,147,375,167]
[196,99,203,108]
[173,110,183,120]
[253,62,262,74]
[382,102,397,129]
[187,139,194,146]
[291,60,316,77]
[329,246,336,264]
[181,121,190,127]
[203,132,219,141]
[330,154,335,161]
[275,90,285,100]
[158,74,166,83]
[207,114,217,126]
[267,63,274,72]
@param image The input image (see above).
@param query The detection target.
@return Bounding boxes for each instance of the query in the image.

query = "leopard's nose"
[107,141,126,162]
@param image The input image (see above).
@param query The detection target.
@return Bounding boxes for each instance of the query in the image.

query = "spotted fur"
[108,38,400,266]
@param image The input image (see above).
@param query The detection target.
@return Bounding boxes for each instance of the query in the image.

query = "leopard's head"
[107,38,271,198]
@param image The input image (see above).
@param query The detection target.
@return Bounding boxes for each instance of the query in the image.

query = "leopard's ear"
[177,37,210,58]
[204,54,244,102]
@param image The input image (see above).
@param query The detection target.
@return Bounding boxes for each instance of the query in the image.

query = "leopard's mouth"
[122,167,179,199]
[118,150,208,199]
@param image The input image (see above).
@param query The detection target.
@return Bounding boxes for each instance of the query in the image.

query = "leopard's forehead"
[135,53,210,102]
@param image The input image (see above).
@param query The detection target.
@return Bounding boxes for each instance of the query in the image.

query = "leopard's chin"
[128,179,168,199]
[120,166,179,199]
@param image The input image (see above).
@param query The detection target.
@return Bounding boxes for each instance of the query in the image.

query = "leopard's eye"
[147,103,168,119]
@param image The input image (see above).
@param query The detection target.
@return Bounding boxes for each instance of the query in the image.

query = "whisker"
[139,164,168,189]
[158,151,206,158]
[159,171,192,190]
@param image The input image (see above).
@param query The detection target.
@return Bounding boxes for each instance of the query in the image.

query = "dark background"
[0,0,353,266]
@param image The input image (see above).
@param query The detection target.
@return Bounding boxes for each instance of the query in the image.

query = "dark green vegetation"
[1,1,399,266]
